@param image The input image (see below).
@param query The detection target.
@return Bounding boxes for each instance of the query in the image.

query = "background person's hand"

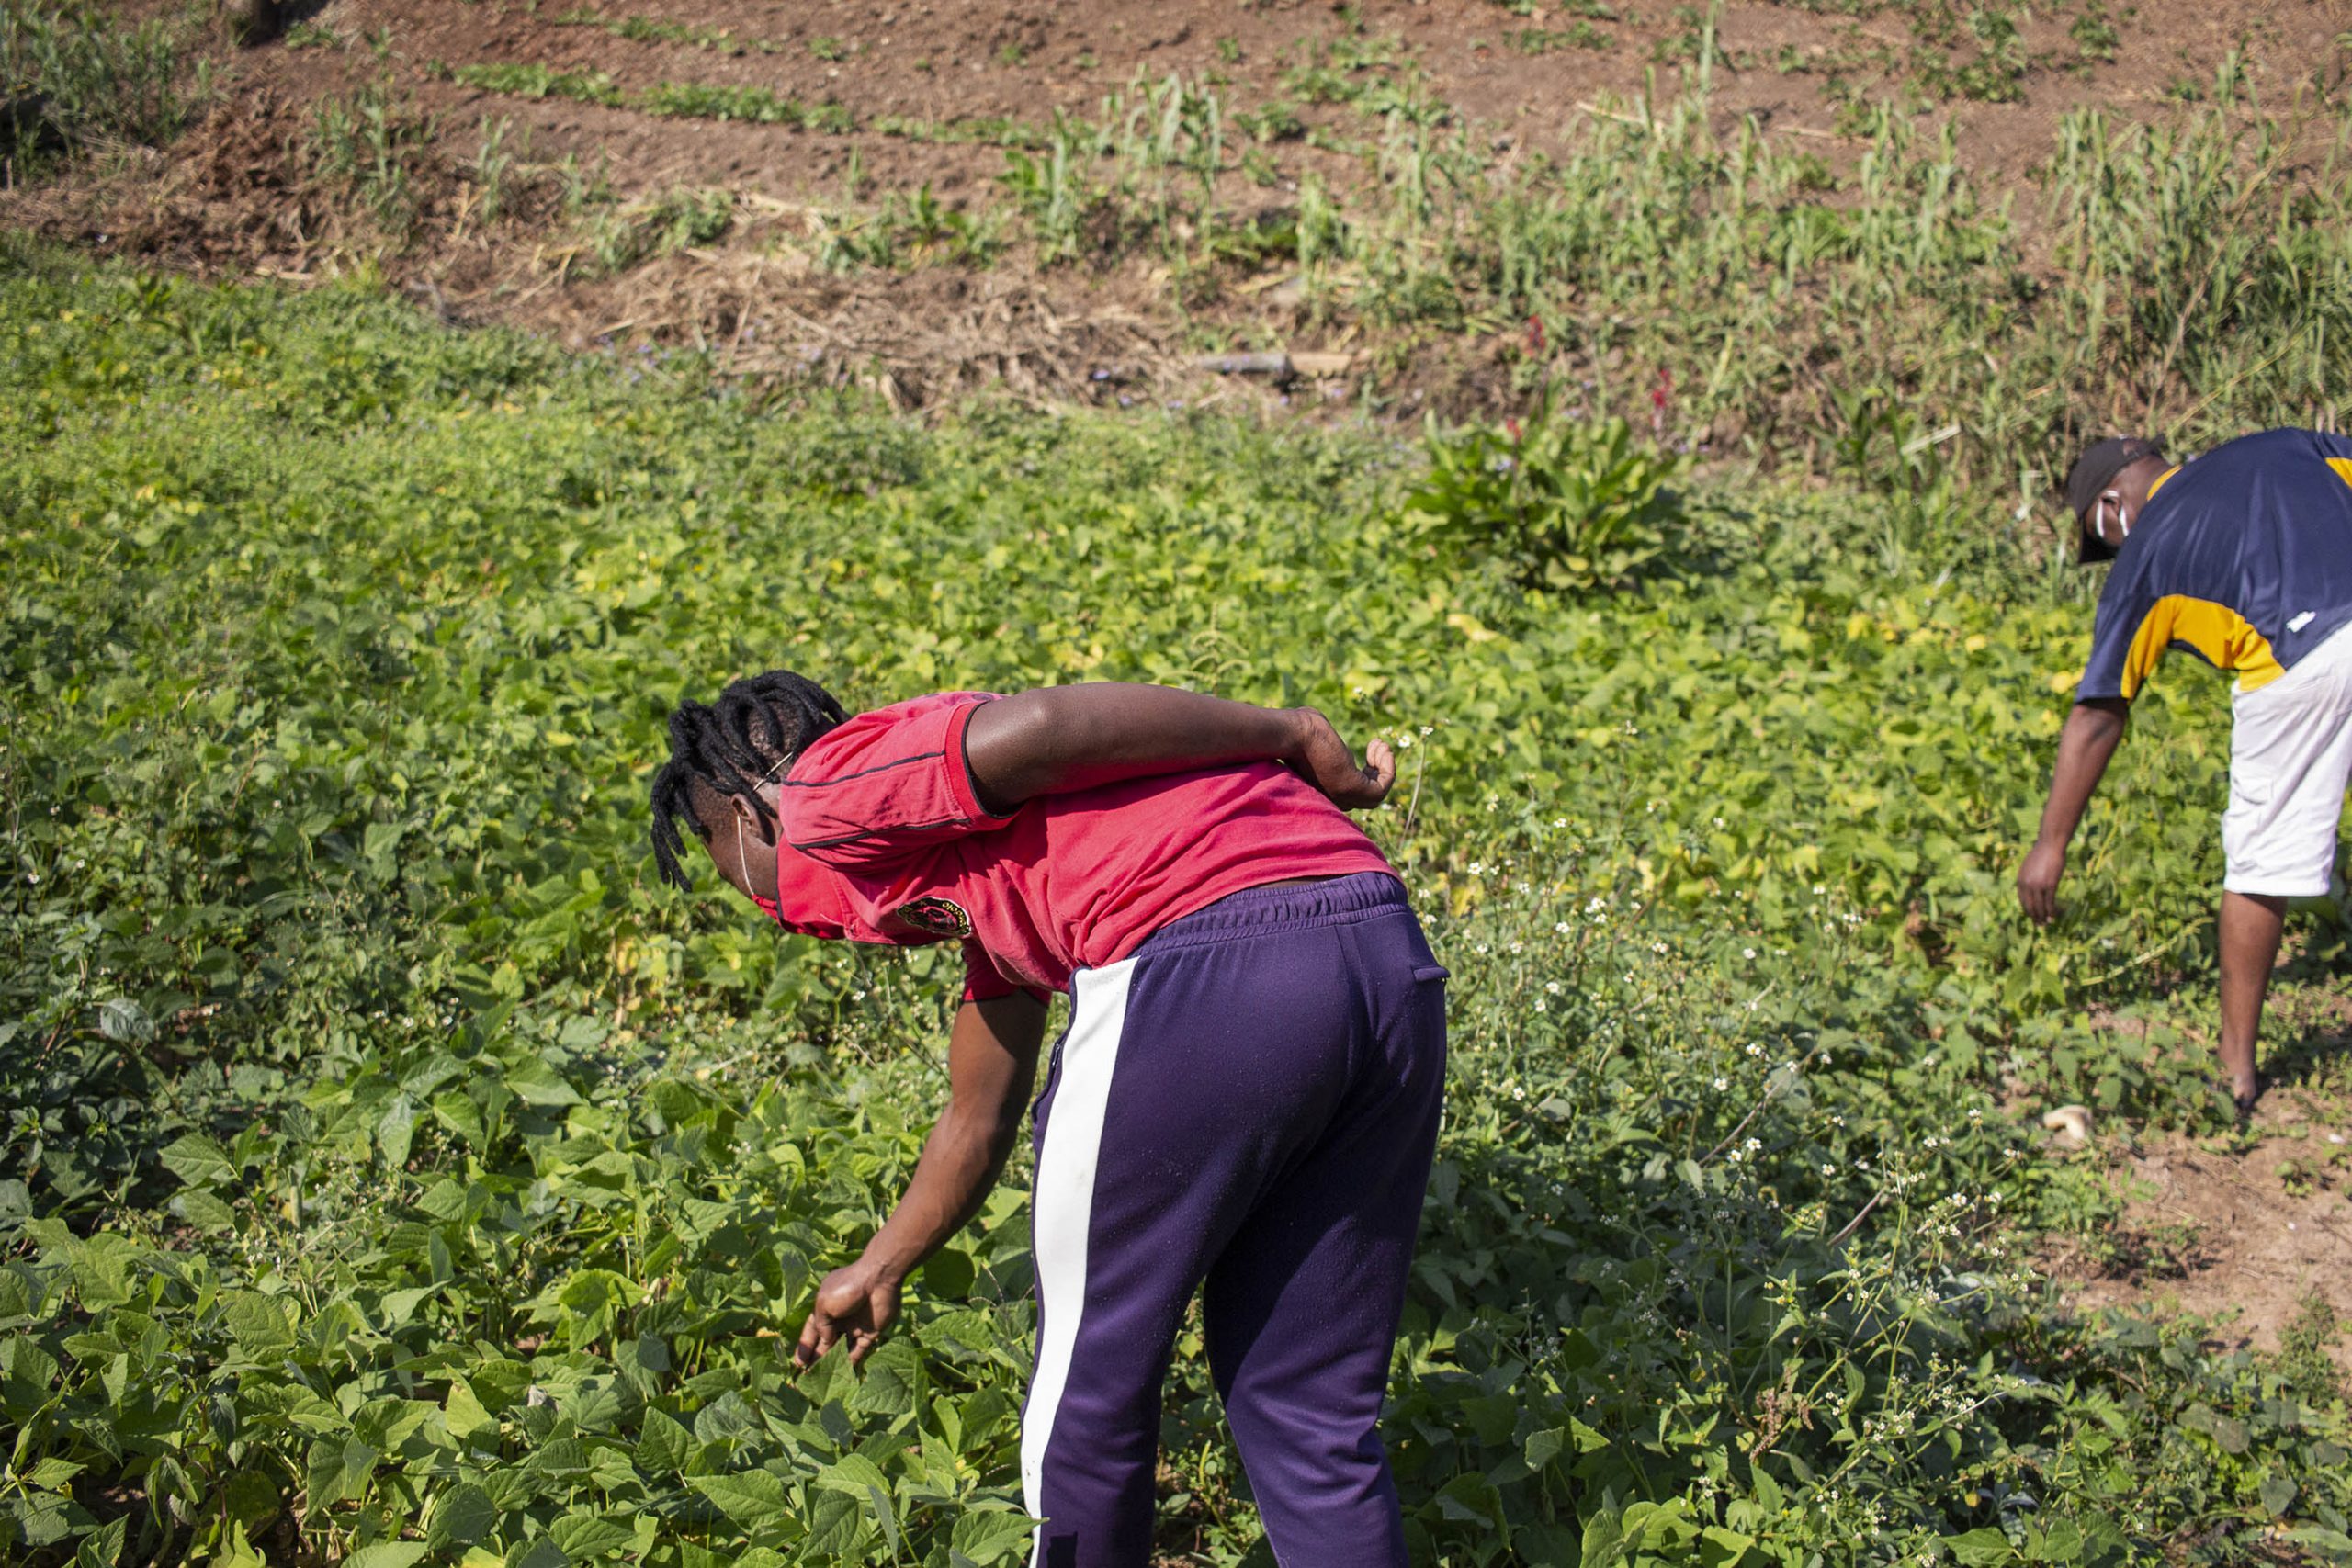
[1289,708,1396,809]
[795,1256,902,1368]
[2017,839,2066,926]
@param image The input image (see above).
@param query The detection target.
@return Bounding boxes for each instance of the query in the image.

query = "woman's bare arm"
[961,683,1394,815]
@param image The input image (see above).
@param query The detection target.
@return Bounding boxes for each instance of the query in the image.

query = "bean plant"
[1,248,2347,1566]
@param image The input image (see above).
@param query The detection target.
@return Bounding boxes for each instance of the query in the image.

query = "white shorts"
[2224,618,2352,897]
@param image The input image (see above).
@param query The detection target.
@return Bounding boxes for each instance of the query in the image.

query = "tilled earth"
[7,0,2344,410]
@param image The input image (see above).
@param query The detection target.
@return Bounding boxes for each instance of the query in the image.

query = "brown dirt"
[2047,989,2352,1366]
[6,0,2348,409]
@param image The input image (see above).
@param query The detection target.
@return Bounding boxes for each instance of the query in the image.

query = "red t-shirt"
[761,692,1395,998]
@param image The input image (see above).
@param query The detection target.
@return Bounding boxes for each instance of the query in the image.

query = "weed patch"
[0,0,196,176]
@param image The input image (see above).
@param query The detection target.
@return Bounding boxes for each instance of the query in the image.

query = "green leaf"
[444,1378,496,1439]
[379,1283,439,1327]
[377,1094,418,1169]
[510,1539,570,1568]
[74,1517,127,1568]
[920,1247,975,1298]
[157,1134,235,1189]
[426,1483,498,1551]
[949,1507,1035,1564]
[688,1471,799,1543]
[171,1190,237,1233]
[635,1407,695,1474]
[345,1545,431,1568]
[503,1057,584,1107]
[548,1510,637,1560]
[221,1290,296,1354]
[306,1437,379,1510]
[1943,1528,2015,1567]
[221,1471,281,1529]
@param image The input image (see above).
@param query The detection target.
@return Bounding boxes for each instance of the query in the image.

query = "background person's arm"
[795,991,1048,1367]
[962,683,1394,815]
[2018,697,2129,924]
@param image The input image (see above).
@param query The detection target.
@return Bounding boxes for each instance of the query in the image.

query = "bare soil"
[6,0,2346,411]
[2046,983,2352,1367]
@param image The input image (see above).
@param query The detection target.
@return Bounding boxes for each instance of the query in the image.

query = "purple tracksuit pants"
[1021,872,1448,1567]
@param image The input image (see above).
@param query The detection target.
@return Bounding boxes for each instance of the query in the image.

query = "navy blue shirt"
[2079,429,2352,702]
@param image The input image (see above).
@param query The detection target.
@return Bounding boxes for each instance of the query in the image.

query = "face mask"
[738,813,848,938]
[2096,490,2130,546]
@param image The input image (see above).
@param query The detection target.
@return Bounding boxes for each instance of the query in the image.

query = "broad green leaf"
[306,1437,379,1510]
[548,1511,637,1561]
[444,1378,496,1439]
[426,1483,498,1551]
[1943,1528,2015,1567]
[157,1134,235,1189]
[949,1507,1036,1564]
[345,1545,431,1568]
[221,1291,296,1354]
[688,1471,798,1542]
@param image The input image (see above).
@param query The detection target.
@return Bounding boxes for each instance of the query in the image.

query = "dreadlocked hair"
[649,671,850,890]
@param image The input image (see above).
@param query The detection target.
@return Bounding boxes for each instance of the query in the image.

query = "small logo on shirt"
[892,896,974,939]
[2289,610,2317,634]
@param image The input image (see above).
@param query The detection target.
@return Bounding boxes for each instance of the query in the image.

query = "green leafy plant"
[2,245,2349,1567]
[304,80,438,242]
[1406,401,1687,591]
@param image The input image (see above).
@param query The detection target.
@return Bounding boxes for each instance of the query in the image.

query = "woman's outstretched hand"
[796,1256,902,1368]
[1288,708,1396,810]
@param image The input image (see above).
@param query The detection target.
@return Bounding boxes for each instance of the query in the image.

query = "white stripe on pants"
[1021,957,1136,1564]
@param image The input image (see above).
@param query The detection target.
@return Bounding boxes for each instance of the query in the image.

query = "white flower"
[1746,1043,1763,1057]
[1743,947,1757,960]
[1821,1163,1836,1177]
[1544,980,1561,994]
[1554,920,1570,934]
[1532,1000,1546,1014]
[1713,817,1725,829]
[1713,1077,1729,1091]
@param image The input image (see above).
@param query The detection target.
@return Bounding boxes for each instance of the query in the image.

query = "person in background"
[2019,430,2352,1112]
[649,674,1449,1567]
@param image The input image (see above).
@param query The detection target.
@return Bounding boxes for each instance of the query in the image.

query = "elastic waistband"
[1136,872,1409,953]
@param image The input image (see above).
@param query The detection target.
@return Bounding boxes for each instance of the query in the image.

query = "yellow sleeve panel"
[2328,457,2352,490]
[2118,595,2284,699]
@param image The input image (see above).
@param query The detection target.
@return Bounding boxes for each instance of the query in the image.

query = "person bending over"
[2020,431,2352,1111]
[648,675,1449,1568]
